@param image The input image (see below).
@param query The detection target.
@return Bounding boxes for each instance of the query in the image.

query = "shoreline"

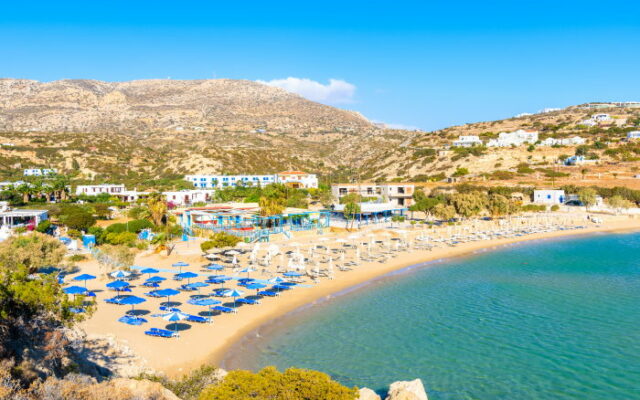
[78,216,640,377]
[208,219,640,372]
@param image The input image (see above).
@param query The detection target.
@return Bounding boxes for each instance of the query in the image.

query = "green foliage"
[0,233,86,323]
[432,203,456,220]
[198,366,358,400]
[490,170,515,180]
[452,167,469,177]
[35,219,52,233]
[138,365,223,400]
[550,205,560,211]
[66,229,82,239]
[578,187,597,208]
[450,191,488,218]
[516,163,535,174]
[58,205,96,231]
[104,231,138,246]
[105,219,154,234]
[67,254,87,262]
[200,232,242,251]
[521,204,547,212]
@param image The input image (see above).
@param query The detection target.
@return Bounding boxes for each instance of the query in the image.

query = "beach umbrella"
[231,255,238,266]
[187,298,221,309]
[283,271,302,277]
[110,270,131,279]
[162,311,188,332]
[268,277,285,293]
[153,288,181,303]
[119,295,146,312]
[185,281,208,293]
[245,282,266,295]
[146,276,166,283]
[106,280,130,295]
[205,263,224,271]
[224,289,244,308]
[63,285,88,296]
[172,262,189,273]
[239,267,255,278]
[73,273,96,288]
[176,271,198,284]
[140,268,159,277]
[226,250,240,255]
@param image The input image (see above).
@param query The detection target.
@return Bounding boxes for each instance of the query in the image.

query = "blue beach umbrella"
[119,295,146,312]
[176,271,198,284]
[73,273,96,288]
[283,271,302,277]
[172,262,189,273]
[268,276,286,293]
[239,267,256,278]
[162,311,188,332]
[224,289,244,308]
[205,264,224,271]
[63,285,88,296]
[146,276,166,283]
[246,282,266,295]
[187,298,221,307]
[153,288,181,303]
[110,270,131,279]
[106,280,130,295]
[140,268,159,277]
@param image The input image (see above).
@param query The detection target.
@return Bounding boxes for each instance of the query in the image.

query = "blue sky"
[2,1,640,131]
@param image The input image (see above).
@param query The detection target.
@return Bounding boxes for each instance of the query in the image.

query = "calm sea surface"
[225,233,640,399]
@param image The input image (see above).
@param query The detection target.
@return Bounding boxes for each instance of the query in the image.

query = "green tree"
[433,203,456,220]
[577,187,597,210]
[606,195,634,214]
[452,167,469,177]
[259,196,285,216]
[60,205,96,231]
[198,366,358,400]
[0,232,67,274]
[343,201,361,231]
[200,232,242,252]
[450,192,488,219]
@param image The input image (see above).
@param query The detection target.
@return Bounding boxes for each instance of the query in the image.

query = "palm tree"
[50,176,69,201]
[16,183,33,203]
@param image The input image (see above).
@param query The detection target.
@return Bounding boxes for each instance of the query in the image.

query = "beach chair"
[236,298,260,305]
[143,282,160,288]
[258,290,278,297]
[179,284,197,291]
[105,296,126,304]
[145,291,164,298]
[118,315,147,326]
[186,314,212,323]
[159,306,181,312]
[212,305,236,314]
[145,328,179,338]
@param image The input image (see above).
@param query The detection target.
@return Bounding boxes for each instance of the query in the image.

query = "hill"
[0,78,639,187]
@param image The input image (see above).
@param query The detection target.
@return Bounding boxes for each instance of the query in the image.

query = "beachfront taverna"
[533,189,565,205]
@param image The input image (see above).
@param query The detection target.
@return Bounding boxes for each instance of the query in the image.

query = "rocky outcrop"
[359,387,382,400]
[385,379,428,400]
[109,378,181,400]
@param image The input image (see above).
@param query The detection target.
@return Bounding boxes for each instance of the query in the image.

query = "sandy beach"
[77,214,640,377]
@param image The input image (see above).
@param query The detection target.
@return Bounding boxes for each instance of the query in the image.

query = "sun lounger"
[212,305,236,314]
[145,291,164,298]
[236,298,260,305]
[105,296,127,304]
[258,290,278,297]
[118,315,147,325]
[145,328,179,338]
[185,314,212,323]
[143,282,159,288]
[159,306,181,312]
[179,284,197,291]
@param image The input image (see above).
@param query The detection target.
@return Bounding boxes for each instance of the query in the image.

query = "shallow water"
[226,233,640,399]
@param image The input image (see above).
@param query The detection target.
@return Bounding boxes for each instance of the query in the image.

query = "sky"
[2,1,640,131]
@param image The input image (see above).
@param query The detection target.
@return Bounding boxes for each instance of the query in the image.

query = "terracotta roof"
[277,171,308,175]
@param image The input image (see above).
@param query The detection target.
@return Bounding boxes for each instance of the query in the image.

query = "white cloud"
[257,77,356,104]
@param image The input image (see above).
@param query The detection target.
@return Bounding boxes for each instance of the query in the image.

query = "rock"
[359,387,382,400]
[109,378,181,400]
[385,379,428,400]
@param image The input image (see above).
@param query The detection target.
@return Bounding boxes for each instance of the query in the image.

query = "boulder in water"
[359,387,382,400]
[385,379,428,400]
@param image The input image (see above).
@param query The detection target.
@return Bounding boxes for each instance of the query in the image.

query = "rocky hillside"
[0,78,372,134]
[1,78,639,186]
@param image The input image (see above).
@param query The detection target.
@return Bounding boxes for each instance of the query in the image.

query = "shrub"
[522,204,546,212]
[59,205,96,231]
[67,229,82,239]
[550,205,560,211]
[200,232,242,252]
[67,254,87,262]
[105,219,153,234]
[198,366,358,400]
[104,232,138,246]
[35,219,52,233]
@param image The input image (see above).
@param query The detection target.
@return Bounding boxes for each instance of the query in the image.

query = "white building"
[452,135,483,148]
[164,189,215,206]
[487,130,539,147]
[627,131,640,140]
[540,136,586,146]
[185,174,276,189]
[581,113,611,126]
[23,168,57,177]
[275,171,318,189]
[533,190,565,205]
[75,184,126,196]
[332,183,414,207]
[185,171,318,189]
[564,155,599,166]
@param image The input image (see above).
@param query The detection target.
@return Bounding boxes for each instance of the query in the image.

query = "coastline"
[78,216,640,377]
[209,218,640,372]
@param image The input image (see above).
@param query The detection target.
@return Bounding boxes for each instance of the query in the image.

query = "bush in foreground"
[198,366,358,400]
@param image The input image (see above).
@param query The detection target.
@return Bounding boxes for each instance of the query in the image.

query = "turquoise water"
[225,233,640,399]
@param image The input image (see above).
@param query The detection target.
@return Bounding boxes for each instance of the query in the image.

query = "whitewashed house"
[487,130,538,147]
[275,171,319,189]
[533,190,565,205]
[75,184,126,196]
[626,131,640,140]
[164,189,215,206]
[540,136,586,146]
[564,155,598,166]
[185,171,318,189]
[23,168,57,177]
[452,135,483,147]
